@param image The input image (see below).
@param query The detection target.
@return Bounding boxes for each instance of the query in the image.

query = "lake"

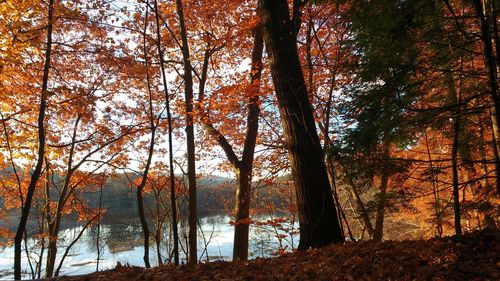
[0,215,298,279]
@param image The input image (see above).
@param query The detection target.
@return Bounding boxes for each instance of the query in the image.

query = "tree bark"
[345,175,374,239]
[153,0,179,265]
[198,20,263,261]
[373,145,390,242]
[232,22,264,261]
[258,0,344,249]
[449,74,462,236]
[457,115,496,229]
[489,109,500,195]
[45,115,80,277]
[14,1,53,278]
[174,0,197,265]
[232,165,252,260]
[134,2,156,268]
[424,130,443,237]
[472,0,500,196]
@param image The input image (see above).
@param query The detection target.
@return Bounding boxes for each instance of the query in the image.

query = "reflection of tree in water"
[200,214,229,226]
[88,223,143,254]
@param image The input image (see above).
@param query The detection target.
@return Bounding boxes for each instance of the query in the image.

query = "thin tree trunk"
[491,0,500,69]
[232,20,264,261]
[153,187,164,266]
[96,179,103,272]
[153,0,179,265]
[174,0,197,265]
[196,15,263,261]
[14,1,53,278]
[424,130,443,237]
[329,160,355,240]
[137,181,151,268]
[45,115,81,277]
[373,145,390,242]
[490,109,500,195]
[457,115,496,228]
[258,0,344,249]
[54,214,98,276]
[134,2,158,268]
[478,114,491,187]
[450,79,463,236]
[325,158,345,237]
[346,176,374,238]
[373,174,389,242]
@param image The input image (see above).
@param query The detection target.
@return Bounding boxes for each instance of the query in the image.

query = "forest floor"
[56,229,499,281]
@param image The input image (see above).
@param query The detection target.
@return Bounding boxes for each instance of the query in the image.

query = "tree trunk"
[346,176,374,239]
[14,1,53,278]
[152,0,179,265]
[472,0,500,196]
[96,180,103,272]
[197,16,263,260]
[490,109,500,195]
[45,115,81,277]
[174,0,197,265]
[258,0,344,249]
[45,223,58,277]
[450,78,462,236]
[373,145,389,242]
[424,130,443,237]
[137,187,151,267]
[134,2,157,268]
[457,116,496,229]
[232,165,252,260]
[54,214,97,276]
[232,18,263,261]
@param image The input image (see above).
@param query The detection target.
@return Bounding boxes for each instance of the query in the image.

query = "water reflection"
[0,215,298,279]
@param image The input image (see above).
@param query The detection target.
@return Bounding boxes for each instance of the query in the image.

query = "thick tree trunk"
[232,165,252,260]
[45,224,57,277]
[472,0,500,196]
[14,2,53,278]
[258,0,344,249]
[174,0,198,265]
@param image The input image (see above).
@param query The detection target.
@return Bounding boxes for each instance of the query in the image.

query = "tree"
[134,2,157,267]
[198,18,264,260]
[258,0,344,249]
[13,0,53,278]
[152,0,180,265]
[173,0,197,264]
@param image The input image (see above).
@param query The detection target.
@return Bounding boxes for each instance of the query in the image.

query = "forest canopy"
[0,0,498,279]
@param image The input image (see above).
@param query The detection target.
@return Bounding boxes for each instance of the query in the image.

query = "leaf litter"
[58,229,499,281]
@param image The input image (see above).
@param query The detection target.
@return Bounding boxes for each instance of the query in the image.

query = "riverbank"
[55,229,498,281]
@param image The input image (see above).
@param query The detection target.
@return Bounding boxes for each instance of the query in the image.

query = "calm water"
[0,215,298,279]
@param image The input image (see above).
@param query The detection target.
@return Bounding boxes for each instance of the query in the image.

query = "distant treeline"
[0,172,293,233]
[81,174,292,221]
